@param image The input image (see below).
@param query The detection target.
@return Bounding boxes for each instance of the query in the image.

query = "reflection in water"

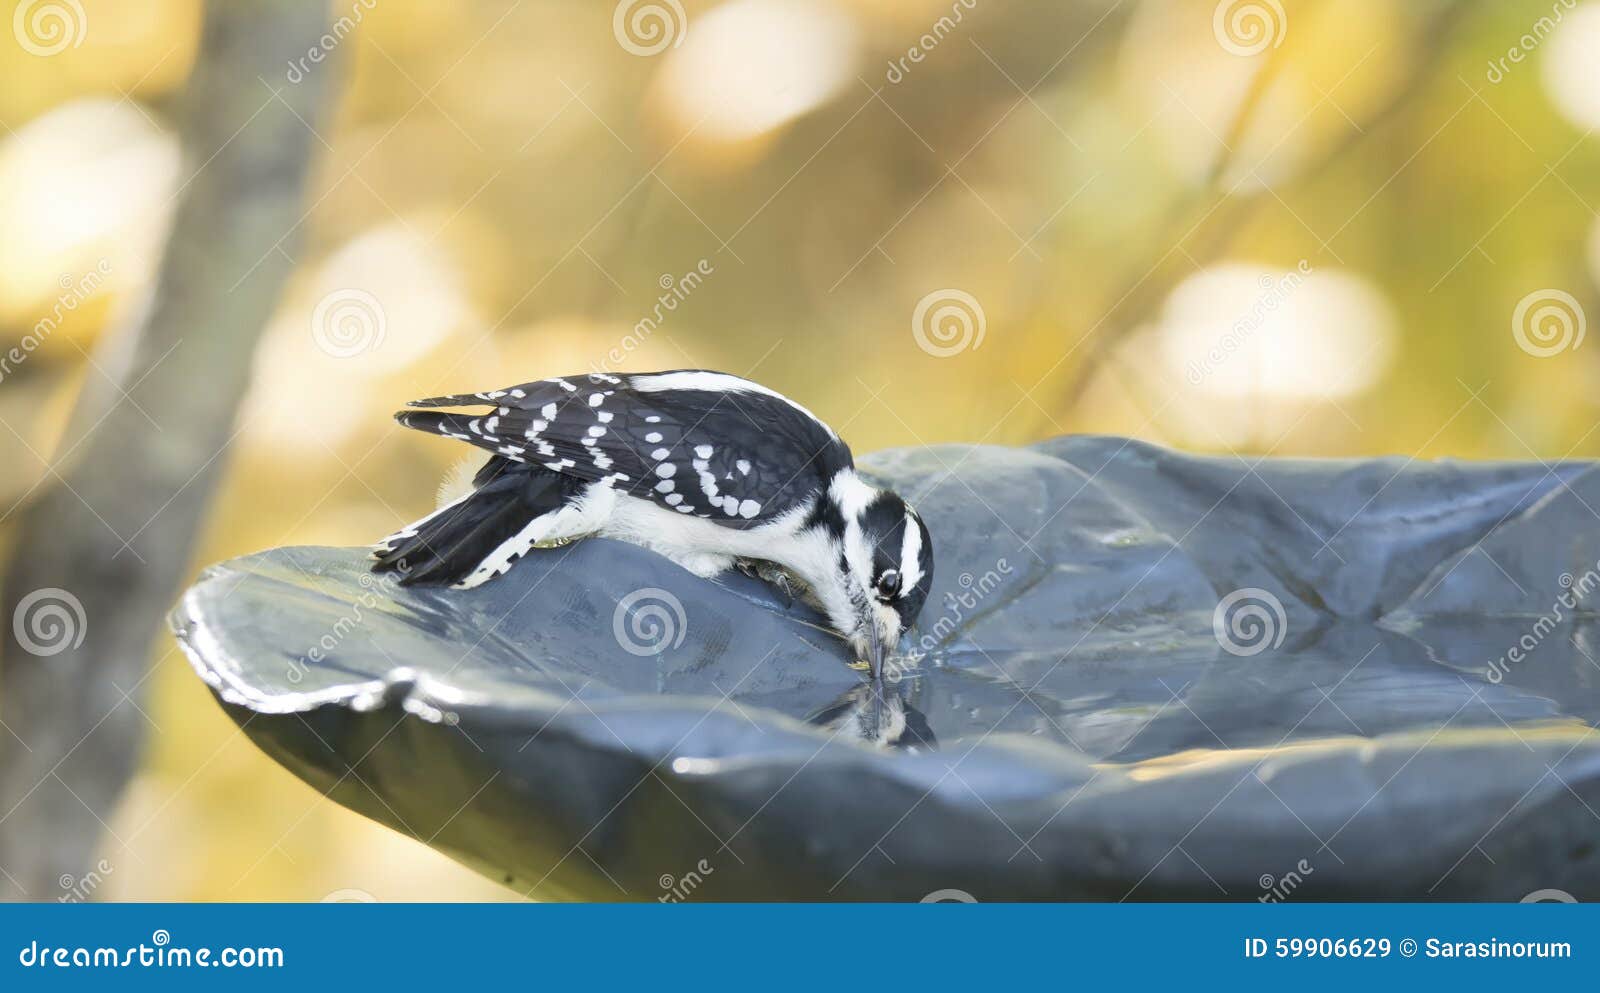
[807,682,937,752]
[909,617,1597,763]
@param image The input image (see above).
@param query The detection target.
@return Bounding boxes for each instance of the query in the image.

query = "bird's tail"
[372,458,576,589]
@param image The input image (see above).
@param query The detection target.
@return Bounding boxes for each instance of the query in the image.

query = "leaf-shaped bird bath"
[173,438,1600,900]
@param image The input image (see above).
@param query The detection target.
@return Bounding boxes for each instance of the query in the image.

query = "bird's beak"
[864,609,884,690]
[861,608,888,732]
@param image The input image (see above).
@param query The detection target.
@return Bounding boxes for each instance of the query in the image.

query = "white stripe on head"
[826,470,882,604]
[898,511,924,591]
[627,371,837,438]
[828,469,878,521]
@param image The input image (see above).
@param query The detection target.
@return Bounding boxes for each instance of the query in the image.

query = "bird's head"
[824,475,934,680]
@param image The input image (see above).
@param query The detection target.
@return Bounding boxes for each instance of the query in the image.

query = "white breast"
[599,492,797,566]
[595,491,852,633]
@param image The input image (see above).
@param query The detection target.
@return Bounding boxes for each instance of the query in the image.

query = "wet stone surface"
[174,436,1600,900]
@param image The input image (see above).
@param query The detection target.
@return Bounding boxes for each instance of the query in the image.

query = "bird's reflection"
[807,682,937,751]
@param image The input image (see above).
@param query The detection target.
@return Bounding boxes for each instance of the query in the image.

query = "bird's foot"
[735,558,811,609]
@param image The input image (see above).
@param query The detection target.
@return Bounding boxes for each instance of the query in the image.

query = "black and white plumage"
[372,370,934,682]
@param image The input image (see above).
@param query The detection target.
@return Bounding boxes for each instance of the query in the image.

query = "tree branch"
[0,0,333,900]
[1052,0,1478,421]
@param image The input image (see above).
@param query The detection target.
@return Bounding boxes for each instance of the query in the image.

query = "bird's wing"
[396,370,852,525]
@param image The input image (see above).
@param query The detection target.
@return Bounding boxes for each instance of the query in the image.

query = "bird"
[371,369,934,686]
[808,683,938,752]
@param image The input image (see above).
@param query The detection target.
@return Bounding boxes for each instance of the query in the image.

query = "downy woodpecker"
[372,370,934,686]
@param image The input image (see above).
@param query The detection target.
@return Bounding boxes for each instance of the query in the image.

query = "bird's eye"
[875,570,901,600]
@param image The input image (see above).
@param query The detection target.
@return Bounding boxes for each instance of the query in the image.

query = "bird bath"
[172,436,1600,900]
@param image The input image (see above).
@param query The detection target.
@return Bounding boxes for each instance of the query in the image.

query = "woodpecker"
[809,684,938,751]
[372,369,934,686]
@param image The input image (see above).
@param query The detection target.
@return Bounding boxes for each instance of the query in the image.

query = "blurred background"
[1,0,1597,899]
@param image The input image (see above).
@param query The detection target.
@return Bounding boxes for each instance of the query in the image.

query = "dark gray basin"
[171,436,1600,900]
